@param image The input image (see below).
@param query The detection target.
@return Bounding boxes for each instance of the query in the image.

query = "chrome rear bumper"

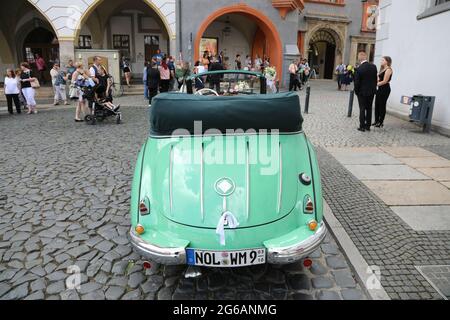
[266,222,327,264]
[129,222,327,266]
[129,228,187,265]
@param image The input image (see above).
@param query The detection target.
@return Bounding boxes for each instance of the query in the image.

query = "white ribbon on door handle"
[215,211,239,246]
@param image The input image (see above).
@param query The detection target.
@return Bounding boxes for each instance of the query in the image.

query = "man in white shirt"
[89,56,102,84]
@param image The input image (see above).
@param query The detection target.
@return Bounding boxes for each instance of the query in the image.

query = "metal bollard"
[347,90,355,118]
[304,85,311,114]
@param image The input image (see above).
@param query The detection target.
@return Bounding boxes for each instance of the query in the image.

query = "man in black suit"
[208,56,224,93]
[354,52,378,132]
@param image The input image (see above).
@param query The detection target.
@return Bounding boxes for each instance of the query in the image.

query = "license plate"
[186,248,266,267]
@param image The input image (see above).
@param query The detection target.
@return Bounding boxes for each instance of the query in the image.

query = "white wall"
[376,0,450,133]
[110,11,169,74]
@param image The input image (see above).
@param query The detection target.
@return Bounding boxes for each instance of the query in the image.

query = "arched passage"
[0,0,58,81]
[195,4,283,78]
[74,0,175,41]
[74,0,172,78]
[307,27,343,80]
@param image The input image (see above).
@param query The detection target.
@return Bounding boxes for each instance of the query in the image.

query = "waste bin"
[409,95,435,133]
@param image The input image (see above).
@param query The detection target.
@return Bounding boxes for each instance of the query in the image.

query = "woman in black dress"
[374,56,393,128]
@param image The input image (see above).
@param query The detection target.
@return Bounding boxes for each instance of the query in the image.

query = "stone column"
[59,39,76,65]
[170,37,177,59]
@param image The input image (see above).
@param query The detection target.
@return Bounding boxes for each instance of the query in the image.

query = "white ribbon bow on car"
[215,211,239,246]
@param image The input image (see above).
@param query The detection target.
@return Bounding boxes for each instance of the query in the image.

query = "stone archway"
[73,0,176,41]
[0,1,61,81]
[305,24,345,79]
[194,4,284,78]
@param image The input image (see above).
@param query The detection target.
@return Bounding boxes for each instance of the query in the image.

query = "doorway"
[308,29,338,80]
[144,35,160,61]
[23,27,59,84]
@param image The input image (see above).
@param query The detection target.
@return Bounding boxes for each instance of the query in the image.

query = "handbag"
[31,78,40,89]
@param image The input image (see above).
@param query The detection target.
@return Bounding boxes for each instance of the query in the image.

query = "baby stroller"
[79,82,122,125]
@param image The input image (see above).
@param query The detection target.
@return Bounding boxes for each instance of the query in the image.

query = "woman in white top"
[4,69,21,114]
[254,55,262,71]
[71,62,90,122]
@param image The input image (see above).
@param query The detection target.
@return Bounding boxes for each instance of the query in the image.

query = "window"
[78,35,92,49]
[418,0,450,19]
[144,35,159,46]
[25,48,35,64]
[305,0,345,4]
[113,35,130,57]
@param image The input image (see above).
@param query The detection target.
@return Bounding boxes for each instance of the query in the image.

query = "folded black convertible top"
[150,92,303,136]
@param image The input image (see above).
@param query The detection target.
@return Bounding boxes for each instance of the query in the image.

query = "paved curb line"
[323,200,391,300]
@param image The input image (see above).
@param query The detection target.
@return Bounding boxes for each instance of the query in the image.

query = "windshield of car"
[217,74,261,95]
[186,70,267,95]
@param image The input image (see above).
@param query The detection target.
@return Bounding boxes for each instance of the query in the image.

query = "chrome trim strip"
[149,131,305,139]
[266,222,327,264]
[277,142,283,214]
[169,145,174,215]
[200,142,204,221]
[246,140,250,221]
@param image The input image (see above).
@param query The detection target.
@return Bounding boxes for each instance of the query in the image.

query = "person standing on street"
[289,59,299,92]
[158,58,171,93]
[66,60,78,100]
[4,69,21,114]
[51,64,69,106]
[235,54,242,70]
[143,61,149,100]
[89,56,103,85]
[354,52,378,132]
[147,62,160,106]
[35,54,47,85]
[244,55,252,70]
[153,49,164,66]
[121,56,132,88]
[168,56,176,91]
[208,56,224,93]
[19,62,38,114]
[66,60,76,79]
[336,62,347,91]
[374,56,393,128]
[72,62,89,122]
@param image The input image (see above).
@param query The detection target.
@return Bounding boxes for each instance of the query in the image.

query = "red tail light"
[303,258,313,268]
[304,196,314,214]
[139,201,149,215]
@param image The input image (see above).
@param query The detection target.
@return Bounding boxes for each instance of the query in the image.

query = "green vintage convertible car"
[130,70,326,268]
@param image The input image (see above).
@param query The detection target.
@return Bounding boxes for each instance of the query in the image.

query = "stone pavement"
[326,146,450,299]
[0,101,367,300]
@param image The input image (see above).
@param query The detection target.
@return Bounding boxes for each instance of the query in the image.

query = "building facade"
[375,0,450,135]
[299,0,379,79]
[0,0,377,84]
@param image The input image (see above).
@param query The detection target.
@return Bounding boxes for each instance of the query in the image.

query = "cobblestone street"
[0,80,448,300]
